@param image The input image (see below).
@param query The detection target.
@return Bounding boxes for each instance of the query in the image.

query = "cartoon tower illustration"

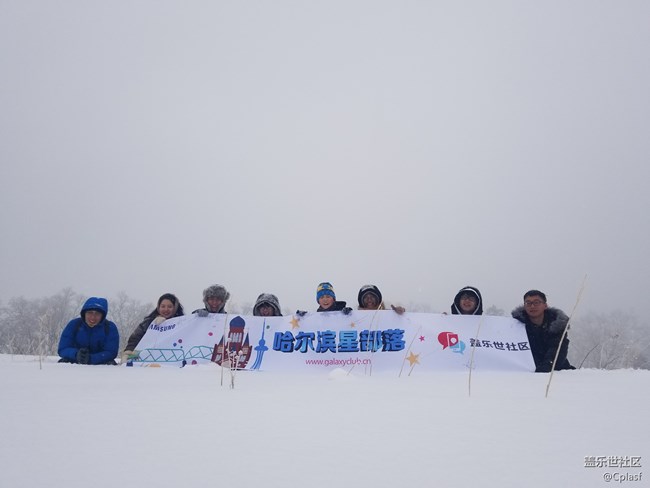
[211,316,252,369]
[251,319,269,370]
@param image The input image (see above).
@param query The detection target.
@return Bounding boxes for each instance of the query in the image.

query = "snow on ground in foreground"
[0,355,648,488]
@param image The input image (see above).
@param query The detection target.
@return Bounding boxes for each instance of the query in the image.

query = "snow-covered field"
[1,355,647,488]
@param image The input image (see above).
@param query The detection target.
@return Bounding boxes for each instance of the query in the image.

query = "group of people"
[57,283,574,373]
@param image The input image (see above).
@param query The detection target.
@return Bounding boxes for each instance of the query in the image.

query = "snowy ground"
[1,355,647,488]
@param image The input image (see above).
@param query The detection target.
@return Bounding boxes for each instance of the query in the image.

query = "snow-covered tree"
[569,311,650,369]
[485,305,505,316]
[107,292,152,353]
[0,289,150,356]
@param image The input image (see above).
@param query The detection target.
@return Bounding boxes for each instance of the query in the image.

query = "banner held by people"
[131,310,535,373]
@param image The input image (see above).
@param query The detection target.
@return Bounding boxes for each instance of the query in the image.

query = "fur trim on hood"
[253,293,282,316]
[511,306,569,335]
[203,284,230,302]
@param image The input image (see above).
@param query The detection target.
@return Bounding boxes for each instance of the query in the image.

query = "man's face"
[258,304,275,316]
[459,293,478,314]
[84,310,102,327]
[205,296,224,313]
[318,295,334,309]
[524,295,547,321]
[362,293,379,309]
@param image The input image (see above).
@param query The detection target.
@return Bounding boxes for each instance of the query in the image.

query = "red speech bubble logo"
[438,331,459,349]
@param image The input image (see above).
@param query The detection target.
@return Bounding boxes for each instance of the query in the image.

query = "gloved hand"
[391,305,406,315]
[121,350,139,364]
[196,309,209,318]
[342,307,352,315]
[152,315,166,325]
[76,348,90,365]
[296,310,307,317]
[536,362,552,373]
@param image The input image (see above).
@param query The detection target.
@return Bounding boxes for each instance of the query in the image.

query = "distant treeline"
[0,288,647,370]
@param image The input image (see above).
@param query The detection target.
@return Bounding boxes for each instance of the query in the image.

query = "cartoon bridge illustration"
[137,345,214,363]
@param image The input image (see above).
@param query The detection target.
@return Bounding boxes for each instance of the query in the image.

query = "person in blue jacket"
[58,297,119,365]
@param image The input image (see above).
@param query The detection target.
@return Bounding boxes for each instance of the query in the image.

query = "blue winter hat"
[317,282,336,302]
[80,297,108,319]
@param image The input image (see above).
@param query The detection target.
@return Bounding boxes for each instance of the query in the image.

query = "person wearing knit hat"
[316,282,350,313]
[253,293,283,317]
[451,286,483,315]
[193,284,230,316]
[357,284,406,314]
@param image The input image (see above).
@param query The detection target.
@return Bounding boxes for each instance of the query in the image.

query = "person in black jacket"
[451,286,483,315]
[123,293,184,361]
[193,284,230,316]
[316,282,350,312]
[511,290,575,373]
[357,284,405,314]
[296,282,352,317]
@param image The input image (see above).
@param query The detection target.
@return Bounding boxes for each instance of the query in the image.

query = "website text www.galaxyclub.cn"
[304,357,372,367]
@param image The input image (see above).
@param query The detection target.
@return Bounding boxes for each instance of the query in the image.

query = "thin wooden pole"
[545,275,587,398]
[399,325,422,378]
[467,314,486,397]
[220,313,229,387]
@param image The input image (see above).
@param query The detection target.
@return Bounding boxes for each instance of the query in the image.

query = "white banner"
[131,311,535,373]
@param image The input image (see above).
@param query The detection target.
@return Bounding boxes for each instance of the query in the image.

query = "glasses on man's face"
[524,300,544,306]
[460,295,477,302]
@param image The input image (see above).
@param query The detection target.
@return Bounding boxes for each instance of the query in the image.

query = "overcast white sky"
[1,1,648,315]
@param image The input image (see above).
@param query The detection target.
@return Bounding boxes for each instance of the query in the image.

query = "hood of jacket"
[451,286,483,315]
[357,284,383,309]
[511,306,569,334]
[80,297,108,321]
[253,293,282,316]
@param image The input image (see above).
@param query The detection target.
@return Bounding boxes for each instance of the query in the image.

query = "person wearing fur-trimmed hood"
[193,284,230,316]
[58,297,119,365]
[511,289,575,373]
[451,286,483,315]
[253,293,283,316]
